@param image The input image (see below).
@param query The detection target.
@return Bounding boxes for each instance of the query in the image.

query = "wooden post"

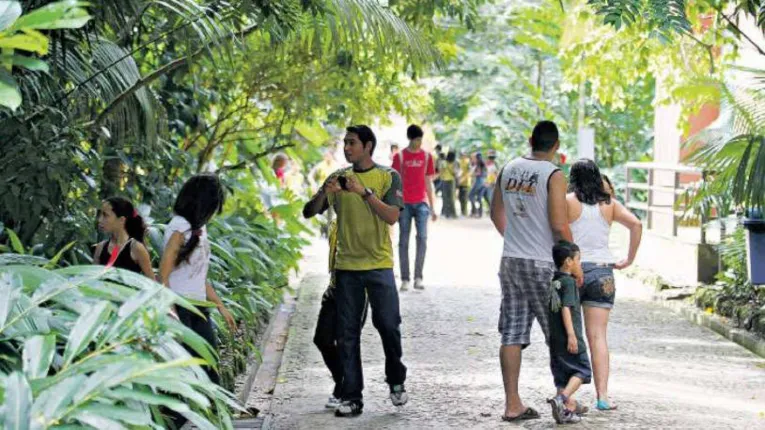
[647,168,654,230]
[672,171,679,237]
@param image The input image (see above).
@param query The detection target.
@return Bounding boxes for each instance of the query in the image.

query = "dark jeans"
[169,307,220,429]
[176,306,219,384]
[469,177,486,216]
[335,269,407,402]
[458,185,470,216]
[313,286,368,398]
[399,202,429,281]
[441,180,457,218]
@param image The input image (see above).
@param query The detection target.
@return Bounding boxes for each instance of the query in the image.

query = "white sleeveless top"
[163,216,210,300]
[500,157,560,262]
[571,203,614,264]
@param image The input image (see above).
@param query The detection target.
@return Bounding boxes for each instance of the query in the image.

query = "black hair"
[531,120,559,152]
[602,174,615,196]
[446,150,457,163]
[173,174,225,265]
[104,196,146,242]
[391,143,399,150]
[553,240,580,270]
[475,152,486,170]
[569,159,612,205]
[346,125,377,156]
[407,124,424,140]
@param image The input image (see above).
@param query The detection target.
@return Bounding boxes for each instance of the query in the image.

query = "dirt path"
[261,219,765,429]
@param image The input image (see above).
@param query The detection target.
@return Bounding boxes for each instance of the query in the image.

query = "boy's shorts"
[550,352,592,389]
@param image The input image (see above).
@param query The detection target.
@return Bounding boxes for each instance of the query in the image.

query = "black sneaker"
[335,400,363,417]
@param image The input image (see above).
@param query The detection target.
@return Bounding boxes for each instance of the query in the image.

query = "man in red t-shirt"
[392,124,438,291]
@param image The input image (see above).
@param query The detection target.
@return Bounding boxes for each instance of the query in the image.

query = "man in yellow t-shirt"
[457,151,472,217]
[303,125,408,417]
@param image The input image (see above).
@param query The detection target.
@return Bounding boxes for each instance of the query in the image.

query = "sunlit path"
[263,219,765,429]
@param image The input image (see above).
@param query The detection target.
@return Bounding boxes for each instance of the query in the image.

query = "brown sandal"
[501,407,541,421]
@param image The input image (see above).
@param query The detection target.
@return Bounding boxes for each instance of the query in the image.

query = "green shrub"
[0,262,241,428]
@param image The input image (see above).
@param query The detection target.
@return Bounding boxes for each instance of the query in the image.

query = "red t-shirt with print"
[392,148,436,204]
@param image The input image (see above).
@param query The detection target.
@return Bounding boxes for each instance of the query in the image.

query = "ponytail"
[172,174,225,266]
[125,212,147,242]
[175,228,202,266]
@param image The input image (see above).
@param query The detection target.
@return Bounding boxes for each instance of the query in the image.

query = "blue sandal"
[596,400,618,411]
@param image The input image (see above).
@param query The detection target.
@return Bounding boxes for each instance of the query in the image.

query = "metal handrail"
[625,162,706,242]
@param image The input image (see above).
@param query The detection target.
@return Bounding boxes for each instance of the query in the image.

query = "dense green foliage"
[0,259,240,428]
[427,0,656,167]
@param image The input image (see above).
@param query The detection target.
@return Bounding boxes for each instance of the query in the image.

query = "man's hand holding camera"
[322,176,343,194]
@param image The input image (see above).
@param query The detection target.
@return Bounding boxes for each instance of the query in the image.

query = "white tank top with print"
[500,157,560,262]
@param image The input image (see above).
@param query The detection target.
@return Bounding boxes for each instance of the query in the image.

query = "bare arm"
[131,242,156,280]
[159,232,184,287]
[548,171,573,243]
[365,193,401,225]
[613,200,643,269]
[490,170,505,236]
[206,283,236,331]
[346,176,400,225]
[426,176,437,220]
[561,306,578,353]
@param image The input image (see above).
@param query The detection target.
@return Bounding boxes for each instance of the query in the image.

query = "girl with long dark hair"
[469,152,487,217]
[94,197,154,278]
[159,174,236,384]
[567,159,642,411]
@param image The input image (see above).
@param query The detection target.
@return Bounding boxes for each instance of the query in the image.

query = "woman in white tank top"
[567,160,642,411]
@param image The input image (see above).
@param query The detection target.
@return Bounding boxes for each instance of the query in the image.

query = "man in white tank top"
[490,121,575,421]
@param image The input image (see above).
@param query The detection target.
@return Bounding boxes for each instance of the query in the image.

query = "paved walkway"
[262,219,765,429]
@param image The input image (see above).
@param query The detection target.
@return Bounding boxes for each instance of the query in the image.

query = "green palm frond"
[688,70,765,211]
[303,0,441,69]
[588,0,691,38]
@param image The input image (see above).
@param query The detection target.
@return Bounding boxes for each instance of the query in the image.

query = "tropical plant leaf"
[5,227,25,254]
[61,301,112,368]
[10,1,92,31]
[2,372,33,430]
[22,334,55,379]
[0,1,22,32]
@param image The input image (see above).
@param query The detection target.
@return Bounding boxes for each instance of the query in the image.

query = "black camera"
[337,176,349,190]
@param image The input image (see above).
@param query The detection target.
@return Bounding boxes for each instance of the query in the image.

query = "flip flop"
[596,400,618,411]
[501,407,541,422]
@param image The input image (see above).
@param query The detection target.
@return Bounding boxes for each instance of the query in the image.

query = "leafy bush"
[694,225,765,336]
[0,262,241,429]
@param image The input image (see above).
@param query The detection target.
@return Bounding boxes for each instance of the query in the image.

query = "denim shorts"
[550,352,592,389]
[580,263,616,309]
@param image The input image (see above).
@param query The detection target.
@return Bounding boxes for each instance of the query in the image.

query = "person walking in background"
[310,149,340,237]
[567,159,642,411]
[392,124,437,291]
[457,151,472,217]
[440,150,458,219]
[272,153,289,186]
[303,125,409,417]
[483,150,499,209]
[490,120,573,422]
[469,152,487,217]
[390,143,400,165]
[159,174,237,385]
[434,144,444,196]
[94,196,154,278]
[547,241,590,424]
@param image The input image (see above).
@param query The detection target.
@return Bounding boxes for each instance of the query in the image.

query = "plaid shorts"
[498,257,554,347]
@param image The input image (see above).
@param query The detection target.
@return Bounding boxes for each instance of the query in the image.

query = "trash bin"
[743,213,765,285]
